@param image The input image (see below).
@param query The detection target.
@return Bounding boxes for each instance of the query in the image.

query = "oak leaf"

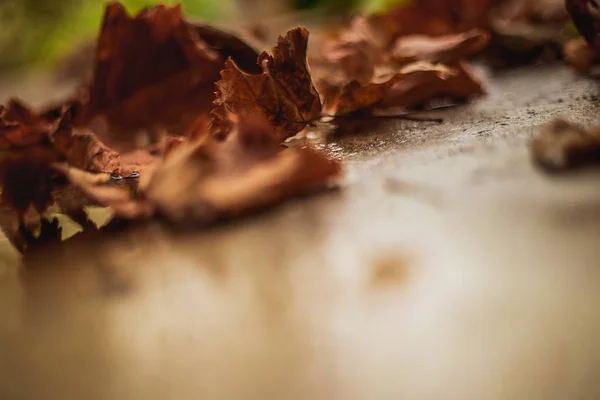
[211,27,322,141]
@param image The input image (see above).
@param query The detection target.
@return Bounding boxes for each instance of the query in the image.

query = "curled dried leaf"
[193,24,262,74]
[59,114,341,225]
[212,27,322,141]
[322,61,483,116]
[380,61,485,109]
[0,99,61,150]
[80,2,259,140]
[54,163,154,220]
[320,17,382,86]
[52,110,122,174]
[0,147,62,219]
[487,0,568,59]
[371,0,499,43]
[391,29,491,65]
[148,114,341,223]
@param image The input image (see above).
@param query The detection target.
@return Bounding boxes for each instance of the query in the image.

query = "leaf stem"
[319,113,444,124]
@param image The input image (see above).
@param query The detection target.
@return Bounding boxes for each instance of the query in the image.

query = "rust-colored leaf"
[0,99,61,150]
[320,17,382,86]
[322,61,483,116]
[80,2,259,140]
[488,0,568,60]
[147,114,341,223]
[371,0,500,43]
[54,164,153,220]
[60,115,341,225]
[391,29,491,65]
[52,109,122,174]
[211,27,322,141]
[0,147,61,220]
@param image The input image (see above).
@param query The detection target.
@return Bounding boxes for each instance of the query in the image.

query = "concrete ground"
[1,63,600,399]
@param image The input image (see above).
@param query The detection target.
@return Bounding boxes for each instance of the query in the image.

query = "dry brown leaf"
[488,0,568,57]
[0,99,61,150]
[60,115,341,225]
[55,108,159,176]
[321,61,483,116]
[79,2,259,141]
[54,163,153,220]
[0,100,155,178]
[0,147,62,220]
[0,216,66,256]
[391,29,491,65]
[0,102,111,221]
[530,119,600,171]
[211,27,322,141]
[193,24,263,74]
[52,109,122,174]
[320,17,383,86]
[147,114,341,223]
[491,0,567,28]
[371,0,500,43]
[380,61,485,109]
[314,16,488,118]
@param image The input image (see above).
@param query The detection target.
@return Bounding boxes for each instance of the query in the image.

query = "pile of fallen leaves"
[0,0,587,253]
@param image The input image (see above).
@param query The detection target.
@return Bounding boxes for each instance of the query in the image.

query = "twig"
[320,113,444,124]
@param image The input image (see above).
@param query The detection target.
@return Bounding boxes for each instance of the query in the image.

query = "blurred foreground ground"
[1,60,600,399]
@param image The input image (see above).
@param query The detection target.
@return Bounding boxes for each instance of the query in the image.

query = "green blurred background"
[0,0,404,73]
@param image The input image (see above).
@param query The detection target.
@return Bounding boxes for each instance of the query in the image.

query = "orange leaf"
[0,147,61,220]
[380,62,485,109]
[320,17,382,86]
[322,61,483,115]
[54,164,152,220]
[80,2,259,140]
[52,109,122,174]
[60,114,341,225]
[391,29,490,65]
[211,27,322,141]
[371,0,499,42]
[0,99,61,150]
